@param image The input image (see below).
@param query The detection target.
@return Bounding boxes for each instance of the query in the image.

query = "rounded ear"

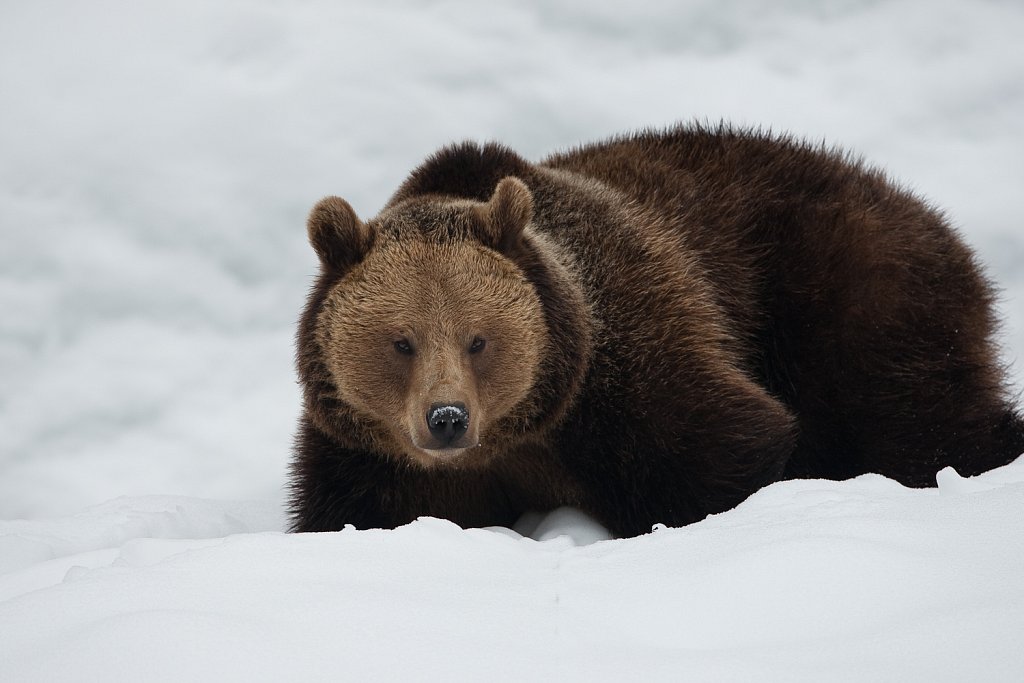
[478,177,533,253]
[307,196,373,272]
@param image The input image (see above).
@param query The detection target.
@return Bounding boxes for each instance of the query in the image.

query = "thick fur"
[291,123,1024,538]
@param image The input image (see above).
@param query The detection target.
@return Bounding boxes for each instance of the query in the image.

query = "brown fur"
[290,123,1024,537]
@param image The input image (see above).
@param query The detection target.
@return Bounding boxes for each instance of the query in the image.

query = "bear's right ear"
[307,196,373,272]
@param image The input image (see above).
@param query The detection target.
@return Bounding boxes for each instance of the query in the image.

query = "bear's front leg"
[559,365,799,538]
[289,416,409,532]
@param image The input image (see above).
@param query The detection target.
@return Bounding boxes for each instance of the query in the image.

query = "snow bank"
[2,461,1023,681]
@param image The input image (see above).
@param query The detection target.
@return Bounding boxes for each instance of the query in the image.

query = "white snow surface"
[2,0,1024,679]
[3,464,1024,681]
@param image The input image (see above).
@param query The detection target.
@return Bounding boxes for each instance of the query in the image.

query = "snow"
[3,464,1024,681]
[2,0,1024,679]
[429,405,467,421]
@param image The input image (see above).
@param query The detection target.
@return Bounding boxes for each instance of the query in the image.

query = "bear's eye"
[469,337,486,354]
[393,339,414,356]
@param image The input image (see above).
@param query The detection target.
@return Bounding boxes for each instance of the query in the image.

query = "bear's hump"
[388,141,534,206]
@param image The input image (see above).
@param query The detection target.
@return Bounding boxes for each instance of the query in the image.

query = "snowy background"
[2,0,1023,679]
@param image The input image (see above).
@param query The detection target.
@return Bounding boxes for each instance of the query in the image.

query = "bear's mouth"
[423,444,474,456]
[406,442,482,467]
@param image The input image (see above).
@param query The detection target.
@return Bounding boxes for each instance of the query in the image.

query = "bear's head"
[301,177,577,467]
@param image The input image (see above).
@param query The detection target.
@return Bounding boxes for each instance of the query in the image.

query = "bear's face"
[308,179,548,466]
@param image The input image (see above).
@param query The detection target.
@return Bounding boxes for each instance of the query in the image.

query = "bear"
[289,123,1024,538]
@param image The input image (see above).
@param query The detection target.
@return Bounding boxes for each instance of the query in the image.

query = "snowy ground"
[2,464,1024,681]
[2,0,1023,680]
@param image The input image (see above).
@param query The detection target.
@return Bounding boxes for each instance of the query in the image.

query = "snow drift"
[3,462,1024,681]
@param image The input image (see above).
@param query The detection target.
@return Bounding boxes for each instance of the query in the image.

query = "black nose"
[427,403,469,447]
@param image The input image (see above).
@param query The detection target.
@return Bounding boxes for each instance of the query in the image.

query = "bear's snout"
[426,402,470,448]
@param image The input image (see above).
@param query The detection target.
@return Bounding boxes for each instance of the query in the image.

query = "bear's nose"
[426,403,469,447]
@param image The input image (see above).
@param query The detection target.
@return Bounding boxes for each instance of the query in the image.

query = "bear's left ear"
[477,177,533,253]
[307,196,374,272]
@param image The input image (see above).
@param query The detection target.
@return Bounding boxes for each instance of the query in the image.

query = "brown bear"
[290,123,1024,538]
